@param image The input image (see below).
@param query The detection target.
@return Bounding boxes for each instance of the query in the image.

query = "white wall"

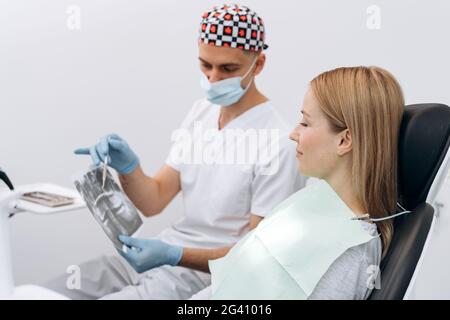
[1,0,449,289]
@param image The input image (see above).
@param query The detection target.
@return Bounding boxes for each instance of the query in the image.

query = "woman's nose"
[289,128,299,142]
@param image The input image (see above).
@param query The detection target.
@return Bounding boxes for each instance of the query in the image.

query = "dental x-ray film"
[73,166,143,250]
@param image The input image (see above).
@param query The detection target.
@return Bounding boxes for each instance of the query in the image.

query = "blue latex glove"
[74,134,139,174]
[117,235,183,273]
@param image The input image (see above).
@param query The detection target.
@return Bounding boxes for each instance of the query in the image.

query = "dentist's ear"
[253,53,266,76]
[337,129,353,156]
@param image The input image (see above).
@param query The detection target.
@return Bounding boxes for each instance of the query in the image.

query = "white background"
[1,0,450,297]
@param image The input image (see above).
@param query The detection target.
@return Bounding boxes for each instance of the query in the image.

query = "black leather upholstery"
[369,103,450,300]
[398,104,450,209]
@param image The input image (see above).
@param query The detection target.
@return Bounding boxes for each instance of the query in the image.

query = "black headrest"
[398,104,450,210]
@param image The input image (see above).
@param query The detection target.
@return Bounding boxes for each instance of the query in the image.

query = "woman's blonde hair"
[310,66,404,258]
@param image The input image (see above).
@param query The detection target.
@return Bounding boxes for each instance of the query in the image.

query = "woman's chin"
[298,163,308,175]
[298,163,319,179]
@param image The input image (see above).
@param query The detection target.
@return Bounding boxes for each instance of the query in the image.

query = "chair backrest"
[369,103,450,300]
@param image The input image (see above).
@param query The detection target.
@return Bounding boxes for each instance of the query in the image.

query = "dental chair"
[369,103,450,300]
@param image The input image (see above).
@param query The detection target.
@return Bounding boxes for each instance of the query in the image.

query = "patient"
[190,66,405,300]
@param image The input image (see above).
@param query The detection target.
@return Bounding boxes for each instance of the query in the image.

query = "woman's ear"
[337,129,352,156]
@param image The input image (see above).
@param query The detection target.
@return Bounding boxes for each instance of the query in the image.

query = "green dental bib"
[210,180,376,299]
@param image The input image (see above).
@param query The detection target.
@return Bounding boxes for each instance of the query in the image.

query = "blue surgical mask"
[200,56,258,107]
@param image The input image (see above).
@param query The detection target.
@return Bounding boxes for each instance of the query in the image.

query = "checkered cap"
[199,4,268,52]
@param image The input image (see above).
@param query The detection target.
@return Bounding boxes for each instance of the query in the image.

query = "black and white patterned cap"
[199,4,268,52]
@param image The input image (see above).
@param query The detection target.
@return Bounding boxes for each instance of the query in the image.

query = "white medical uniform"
[44,99,305,300]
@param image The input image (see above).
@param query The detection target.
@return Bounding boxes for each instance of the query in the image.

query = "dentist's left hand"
[117,235,183,273]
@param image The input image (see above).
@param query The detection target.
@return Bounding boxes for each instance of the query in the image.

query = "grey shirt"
[308,221,382,300]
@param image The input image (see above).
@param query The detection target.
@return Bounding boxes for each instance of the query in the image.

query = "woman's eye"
[202,63,212,69]
[300,122,308,127]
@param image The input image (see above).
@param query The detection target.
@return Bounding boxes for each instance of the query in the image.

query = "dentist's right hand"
[74,134,140,175]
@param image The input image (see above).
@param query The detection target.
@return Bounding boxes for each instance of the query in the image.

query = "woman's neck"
[324,165,367,218]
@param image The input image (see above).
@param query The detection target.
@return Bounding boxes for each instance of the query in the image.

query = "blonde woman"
[190,66,405,300]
